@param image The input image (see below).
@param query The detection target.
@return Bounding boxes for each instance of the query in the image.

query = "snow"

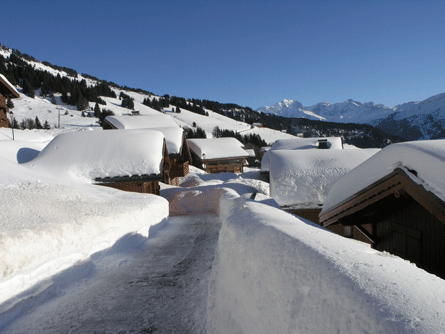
[322,139,445,213]
[187,137,249,160]
[208,195,445,333]
[0,129,169,314]
[239,126,298,145]
[261,137,344,173]
[27,129,166,181]
[1,81,445,332]
[104,114,180,130]
[269,149,380,207]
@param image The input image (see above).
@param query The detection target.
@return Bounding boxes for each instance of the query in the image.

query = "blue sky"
[2,0,445,109]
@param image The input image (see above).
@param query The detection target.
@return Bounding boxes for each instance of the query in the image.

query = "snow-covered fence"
[207,195,445,334]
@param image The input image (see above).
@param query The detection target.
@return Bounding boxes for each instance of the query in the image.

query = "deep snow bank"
[207,196,445,334]
[0,182,168,306]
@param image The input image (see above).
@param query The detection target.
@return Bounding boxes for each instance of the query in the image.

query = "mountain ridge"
[256,93,445,140]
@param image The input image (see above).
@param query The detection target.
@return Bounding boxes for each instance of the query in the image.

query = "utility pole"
[9,111,14,140]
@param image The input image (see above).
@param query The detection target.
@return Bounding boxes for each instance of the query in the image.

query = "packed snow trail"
[3,215,220,333]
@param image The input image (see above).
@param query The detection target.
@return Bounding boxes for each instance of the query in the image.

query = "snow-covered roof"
[244,149,256,157]
[145,126,184,155]
[187,138,249,160]
[104,115,185,155]
[269,137,343,150]
[261,137,344,172]
[27,129,166,181]
[0,74,20,98]
[269,149,380,207]
[105,114,179,129]
[322,139,445,214]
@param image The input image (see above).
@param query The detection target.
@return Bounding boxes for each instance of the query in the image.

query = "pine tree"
[94,102,101,118]
[35,116,43,129]
[43,120,51,130]
[11,117,19,129]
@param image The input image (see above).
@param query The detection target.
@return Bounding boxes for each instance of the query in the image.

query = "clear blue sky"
[2,0,445,109]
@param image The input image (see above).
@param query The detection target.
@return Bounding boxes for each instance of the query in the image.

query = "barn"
[320,140,445,279]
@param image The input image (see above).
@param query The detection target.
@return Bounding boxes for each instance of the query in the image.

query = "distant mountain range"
[256,94,445,140]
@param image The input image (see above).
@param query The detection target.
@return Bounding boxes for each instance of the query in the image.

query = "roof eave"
[320,168,445,227]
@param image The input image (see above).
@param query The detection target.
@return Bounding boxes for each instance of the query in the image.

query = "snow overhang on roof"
[187,138,249,160]
[0,74,20,99]
[28,129,166,181]
[321,139,445,216]
[105,114,179,130]
[269,149,380,207]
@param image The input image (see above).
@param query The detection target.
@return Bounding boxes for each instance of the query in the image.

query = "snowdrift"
[207,195,445,334]
[0,183,169,308]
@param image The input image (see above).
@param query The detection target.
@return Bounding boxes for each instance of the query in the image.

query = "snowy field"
[1,87,445,332]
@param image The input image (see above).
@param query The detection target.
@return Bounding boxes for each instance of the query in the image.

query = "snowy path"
[4,215,220,333]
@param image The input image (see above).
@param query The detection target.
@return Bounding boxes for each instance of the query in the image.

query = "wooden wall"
[99,180,160,195]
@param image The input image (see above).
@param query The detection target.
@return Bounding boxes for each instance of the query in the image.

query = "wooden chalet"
[31,129,168,196]
[187,138,249,174]
[104,115,192,185]
[0,74,20,128]
[319,140,445,279]
[94,138,170,195]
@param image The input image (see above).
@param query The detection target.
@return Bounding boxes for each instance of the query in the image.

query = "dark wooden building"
[320,167,445,279]
[0,74,20,128]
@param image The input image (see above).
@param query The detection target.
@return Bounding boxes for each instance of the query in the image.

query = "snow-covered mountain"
[257,94,445,140]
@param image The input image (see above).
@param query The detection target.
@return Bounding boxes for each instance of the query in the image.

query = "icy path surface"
[5,215,220,333]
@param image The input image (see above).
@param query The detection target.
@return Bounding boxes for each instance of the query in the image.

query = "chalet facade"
[104,115,192,185]
[187,138,249,174]
[0,74,20,128]
[320,140,445,279]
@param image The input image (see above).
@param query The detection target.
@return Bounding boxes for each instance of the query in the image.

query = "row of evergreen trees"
[0,50,117,112]
[212,126,267,147]
[9,116,51,130]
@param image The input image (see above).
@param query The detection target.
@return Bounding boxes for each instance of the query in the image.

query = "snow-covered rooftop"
[26,129,166,181]
[105,114,179,130]
[0,73,20,98]
[322,139,445,213]
[269,149,380,207]
[261,137,344,172]
[187,138,249,160]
